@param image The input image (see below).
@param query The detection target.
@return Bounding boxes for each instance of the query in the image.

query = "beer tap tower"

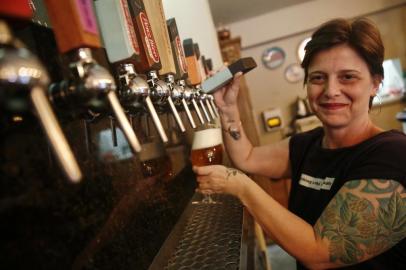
[128,0,186,136]
[0,0,82,182]
[193,43,217,121]
[166,18,196,129]
[94,0,169,144]
[43,0,142,153]
[183,38,212,123]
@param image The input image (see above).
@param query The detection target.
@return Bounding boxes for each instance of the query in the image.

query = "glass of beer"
[191,126,223,204]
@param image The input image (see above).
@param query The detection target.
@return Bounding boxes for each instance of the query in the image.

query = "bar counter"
[150,194,255,270]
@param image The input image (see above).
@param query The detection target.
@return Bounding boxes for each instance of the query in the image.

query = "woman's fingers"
[193,165,223,176]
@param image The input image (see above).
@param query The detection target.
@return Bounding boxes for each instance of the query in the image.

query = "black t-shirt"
[289,127,406,269]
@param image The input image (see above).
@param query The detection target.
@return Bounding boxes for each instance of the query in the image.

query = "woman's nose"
[323,78,341,97]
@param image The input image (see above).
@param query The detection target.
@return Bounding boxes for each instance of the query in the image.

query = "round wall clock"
[262,47,285,69]
[284,63,304,83]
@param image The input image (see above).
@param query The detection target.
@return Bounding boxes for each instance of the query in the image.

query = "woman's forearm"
[238,179,330,268]
[219,106,256,173]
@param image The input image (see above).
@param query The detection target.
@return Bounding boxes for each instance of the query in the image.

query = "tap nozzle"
[118,65,168,143]
[179,80,204,125]
[0,20,82,182]
[194,87,211,122]
[55,48,141,153]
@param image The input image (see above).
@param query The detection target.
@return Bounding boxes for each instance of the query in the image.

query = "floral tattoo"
[226,168,244,180]
[314,179,406,266]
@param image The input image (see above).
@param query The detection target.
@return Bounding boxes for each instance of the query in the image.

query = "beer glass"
[191,126,223,204]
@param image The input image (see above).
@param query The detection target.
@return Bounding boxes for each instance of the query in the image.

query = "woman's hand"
[212,71,243,113]
[193,165,249,198]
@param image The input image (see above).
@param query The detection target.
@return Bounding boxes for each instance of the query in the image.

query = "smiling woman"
[193,17,406,270]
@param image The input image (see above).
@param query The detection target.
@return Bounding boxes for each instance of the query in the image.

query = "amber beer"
[191,128,223,166]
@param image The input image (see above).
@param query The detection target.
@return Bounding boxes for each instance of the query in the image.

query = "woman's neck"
[322,120,383,149]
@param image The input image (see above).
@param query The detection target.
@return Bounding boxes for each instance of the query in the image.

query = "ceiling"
[208,0,314,26]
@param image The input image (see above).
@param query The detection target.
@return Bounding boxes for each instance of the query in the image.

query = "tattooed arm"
[195,166,406,269]
[311,179,406,269]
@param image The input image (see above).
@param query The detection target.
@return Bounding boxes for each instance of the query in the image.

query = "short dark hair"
[301,18,384,85]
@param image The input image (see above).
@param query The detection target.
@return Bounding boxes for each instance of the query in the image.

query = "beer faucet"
[165,74,196,129]
[117,64,168,143]
[94,0,168,144]
[178,79,205,125]
[207,94,219,118]
[0,18,82,182]
[44,0,141,154]
[202,93,216,120]
[165,18,196,129]
[141,0,187,134]
[147,70,185,133]
[194,87,212,123]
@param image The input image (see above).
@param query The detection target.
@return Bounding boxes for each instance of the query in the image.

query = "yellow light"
[12,116,23,122]
[267,117,281,127]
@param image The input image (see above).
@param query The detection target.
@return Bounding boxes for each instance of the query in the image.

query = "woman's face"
[306,44,380,129]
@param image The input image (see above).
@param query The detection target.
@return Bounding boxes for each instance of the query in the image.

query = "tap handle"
[205,97,216,120]
[209,95,219,118]
[167,18,188,80]
[191,98,204,125]
[127,0,161,73]
[31,86,82,182]
[107,91,142,152]
[142,0,176,76]
[94,0,141,64]
[44,0,101,53]
[0,0,32,19]
[183,38,202,86]
[167,96,185,132]
[181,98,196,129]
[145,96,168,143]
[198,95,211,122]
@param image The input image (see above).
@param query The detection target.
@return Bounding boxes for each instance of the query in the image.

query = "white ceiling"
[208,0,314,25]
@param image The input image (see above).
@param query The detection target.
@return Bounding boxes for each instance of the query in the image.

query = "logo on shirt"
[299,174,335,190]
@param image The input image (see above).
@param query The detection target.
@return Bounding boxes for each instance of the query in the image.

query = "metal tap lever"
[0,20,82,182]
[165,74,191,131]
[148,70,185,133]
[58,48,142,153]
[194,88,211,122]
[179,80,204,125]
[208,94,219,118]
[203,93,216,120]
[118,64,168,143]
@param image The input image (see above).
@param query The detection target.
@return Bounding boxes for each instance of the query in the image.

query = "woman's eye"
[341,74,357,81]
[308,75,325,83]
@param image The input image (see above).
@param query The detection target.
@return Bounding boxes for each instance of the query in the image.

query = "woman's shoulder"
[369,129,406,149]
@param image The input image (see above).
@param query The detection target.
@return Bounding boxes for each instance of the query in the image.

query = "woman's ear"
[371,74,383,95]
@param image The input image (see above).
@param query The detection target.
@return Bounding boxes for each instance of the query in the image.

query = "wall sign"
[262,47,285,69]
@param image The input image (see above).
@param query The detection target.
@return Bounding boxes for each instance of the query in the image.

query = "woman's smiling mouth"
[319,103,348,110]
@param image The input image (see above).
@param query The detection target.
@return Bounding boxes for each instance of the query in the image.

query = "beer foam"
[192,128,223,150]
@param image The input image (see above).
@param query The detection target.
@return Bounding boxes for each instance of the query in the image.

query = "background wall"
[162,0,223,70]
[227,1,406,145]
[162,0,406,145]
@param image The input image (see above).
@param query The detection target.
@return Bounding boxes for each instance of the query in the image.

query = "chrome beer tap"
[0,19,82,182]
[117,63,168,143]
[147,70,185,133]
[194,87,211,122]
[165,74,196,129]
[178,79,204,125]
[49,48,142,153]
[202,93,216,120]
[208,94,219,118]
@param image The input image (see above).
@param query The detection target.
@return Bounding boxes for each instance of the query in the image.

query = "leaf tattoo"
[314,179,406,266]
[226,168,244,180]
